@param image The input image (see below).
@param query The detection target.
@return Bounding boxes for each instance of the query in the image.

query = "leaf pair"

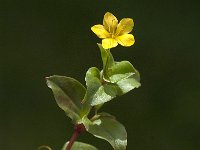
[85,44,140,107]
[46,76,87,123]
[83,113,127,150]
[62,113,127,150]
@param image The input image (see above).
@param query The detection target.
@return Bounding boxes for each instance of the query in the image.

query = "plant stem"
[66,123,86,150]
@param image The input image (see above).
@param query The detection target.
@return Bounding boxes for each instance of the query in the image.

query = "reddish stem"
[66,124,86,150]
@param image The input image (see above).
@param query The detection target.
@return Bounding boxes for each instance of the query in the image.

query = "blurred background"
[0,0,200,150]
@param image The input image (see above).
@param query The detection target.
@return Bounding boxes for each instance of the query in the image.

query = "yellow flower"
[91,12,135,49]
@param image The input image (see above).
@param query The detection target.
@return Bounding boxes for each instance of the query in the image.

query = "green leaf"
[84,67,101,105]
[46,75,87,123]
[98,44,114,70]
[98,44,114,81]
[107,61,140,83]
[116,77,140,94]
[91,84,120,106]
[61,141,98,150]
[107,61,141,94]
[84,67,121,106]
[85,113,127,150]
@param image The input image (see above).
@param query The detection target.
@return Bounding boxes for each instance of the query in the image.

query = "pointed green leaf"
[107,61,140,83]
[98,44,115,81]
[98,43,108,68]
[46,75,86,122]
[84,67,121,106]
[116,77,140,94]
[91,84,120,106]
[61,141,98,150]
[84,67,101,105]
[106,61,141,94]
[85,113,127,150]
[85,67,101,88]
[98,44,114,70]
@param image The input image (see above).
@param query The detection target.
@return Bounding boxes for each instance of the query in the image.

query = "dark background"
[1,0,200,150]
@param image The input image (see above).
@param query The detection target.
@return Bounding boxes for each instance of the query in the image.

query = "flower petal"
[115,34,135,47]
[103,12,118,33]
[102,38,118,49]
[116,18,134,35]
[91,25,110,38]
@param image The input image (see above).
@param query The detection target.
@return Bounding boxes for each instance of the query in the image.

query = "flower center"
[111,33,115,38]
